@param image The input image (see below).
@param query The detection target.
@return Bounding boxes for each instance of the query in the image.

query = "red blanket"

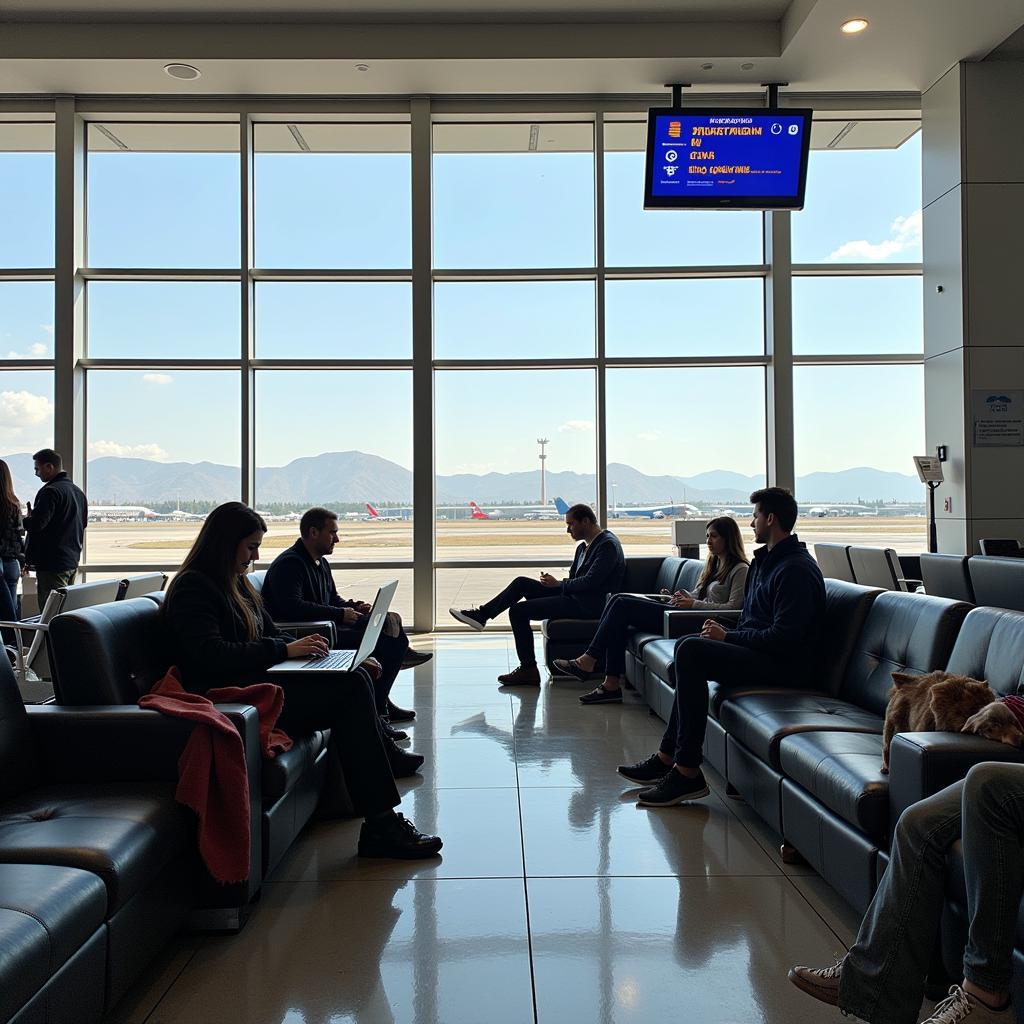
[139,668,292,884]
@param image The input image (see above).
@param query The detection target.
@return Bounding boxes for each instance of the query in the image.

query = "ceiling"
[0,0,1021,97]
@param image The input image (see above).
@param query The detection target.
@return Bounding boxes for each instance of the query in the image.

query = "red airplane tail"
[366,503,379,518]
[469,501,490,520]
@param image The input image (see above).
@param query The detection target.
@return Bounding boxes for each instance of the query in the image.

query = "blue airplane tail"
[553,496,570,515]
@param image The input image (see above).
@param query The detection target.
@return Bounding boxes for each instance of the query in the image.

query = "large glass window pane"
[605,278,763,357]
[606,367,765,553]
[0,370,54,498]
[85,370,241,564]
[433,123,594,269]
[792,130,921,264]
[1,282,53,360]
[434,281,595,359]
[255,282,411,359]
[254,123,410,269]
[255,371,413,561]
[793,364,925,553]
[435,369,597,562]
[0,123,54,268]
[793,276,922,354]
[603,121,763,267]
[87,282,239,358]
[87,123,240,268]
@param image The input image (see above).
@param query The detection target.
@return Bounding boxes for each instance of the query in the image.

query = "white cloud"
[5,343,49,358]
[828,209,922,261]
[40,324,54,335]
[635,430,661,442]
[88,440,170,461]
[142,373,174,385]
[0,389,54,448]
[558,419,595,433]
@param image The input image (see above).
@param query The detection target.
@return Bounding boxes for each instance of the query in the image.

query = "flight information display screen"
[643,108,813,210]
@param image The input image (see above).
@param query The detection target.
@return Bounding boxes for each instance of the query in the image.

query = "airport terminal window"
[86,122,240,269]
[0,370,54,491]
[254,370,413,562]
[433,123,595,269]
[603,120,763,268]
[792,275,923,354]
[83,370,240,564]
[1,282,54,361]
[604,278,764,357]
[253,122,411,270]
[0,122,54,269]
[793,364,926,553]
[86,281,240,359]
[254,282,412,359]
[434,281,595,359]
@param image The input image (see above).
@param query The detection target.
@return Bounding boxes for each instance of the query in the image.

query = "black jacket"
[0,505,25,565]
[724,533,825,672]
[262,540,355,624]
[24,472,88,571]
[561,530,626,616]
[163,570,289,694]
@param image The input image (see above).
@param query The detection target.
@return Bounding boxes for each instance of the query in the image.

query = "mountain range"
[1,451,928,506]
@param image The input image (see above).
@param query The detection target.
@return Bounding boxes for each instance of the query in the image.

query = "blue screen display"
[647,111,810,205]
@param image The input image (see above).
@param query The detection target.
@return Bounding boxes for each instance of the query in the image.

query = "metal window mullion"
[765,209,794,491]
[604,265,768,279]
[0,269,55,280]
[794,353,925,365]
[410,97,434,632]
[80,268,241,281]
[240,112,256,507]
[594,112,608,526]
[250,268,412,281]
[791,262,922,277]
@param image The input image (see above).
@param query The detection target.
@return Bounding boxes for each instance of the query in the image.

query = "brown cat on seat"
[881,670,997,773]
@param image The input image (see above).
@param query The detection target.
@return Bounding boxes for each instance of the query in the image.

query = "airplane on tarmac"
[366,503,405,522]
[469,501,503,520]
[88,505,204,522]
[556,496,701,520]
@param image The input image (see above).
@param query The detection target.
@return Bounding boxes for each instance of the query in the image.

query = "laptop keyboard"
[302,650,354,670]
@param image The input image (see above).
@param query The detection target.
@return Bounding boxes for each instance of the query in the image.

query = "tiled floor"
[112,633,864,1024]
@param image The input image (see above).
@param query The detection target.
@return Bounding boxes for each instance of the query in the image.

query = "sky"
[0,122,924,495]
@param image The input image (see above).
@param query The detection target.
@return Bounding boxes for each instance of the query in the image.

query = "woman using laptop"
[553,516,749,705]
[163,501,442,860]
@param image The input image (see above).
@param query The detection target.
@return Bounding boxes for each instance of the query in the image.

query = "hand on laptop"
[360,656,383,679]
[353,601,372,616]
[341,607,361,625]
[286,634,330,660]
[669,591,695,609]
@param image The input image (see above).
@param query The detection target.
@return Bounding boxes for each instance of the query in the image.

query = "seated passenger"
[261,507,428,734]
[449,503,625,687]
[163,502,442,859]
[617,487,825,806]
[790,761,1022,1024]
[552,516,749,705]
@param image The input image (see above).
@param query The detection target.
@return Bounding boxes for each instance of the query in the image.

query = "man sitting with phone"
[449,503,625,686]
[262,507,428,735]
[617,487,825,806]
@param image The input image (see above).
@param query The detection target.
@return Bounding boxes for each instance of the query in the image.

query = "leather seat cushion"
[262,731,327,804]
[708,682,813,720]
[0,863,107,1022]
[642,638,680,687]
[719,693,884,769]
[778,731,890,841]
[541,618,600,641]
[627,630,661,657]
[0,783,188,911]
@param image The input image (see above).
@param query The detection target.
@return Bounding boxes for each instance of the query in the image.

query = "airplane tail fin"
[553,496,570,516]
[366,503,379,517]
[469,501,489,520]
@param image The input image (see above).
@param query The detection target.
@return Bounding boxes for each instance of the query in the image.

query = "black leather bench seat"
[262,731,327,803]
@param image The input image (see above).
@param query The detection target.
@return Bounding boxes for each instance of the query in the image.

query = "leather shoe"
[387,699,416,723]
[497,664,541,687]
[387,741,425,778]
[358,813,443,859]
[380,718,408,742]
[401,649,433,669]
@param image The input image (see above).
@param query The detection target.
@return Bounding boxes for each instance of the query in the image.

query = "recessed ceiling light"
[840,18,869,34]
[740,62,755,71]
[355,63,370,72]
[163,63,201,81]
[701,62,714,71]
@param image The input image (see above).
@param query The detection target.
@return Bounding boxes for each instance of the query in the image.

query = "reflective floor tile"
[511,690,663,742]
[513,735,660,792]
[149,878,534,1024]
[106,936,205,1024]
[272,788,525,882]
[528,876,849,1024]
[419,737,519,788]
[393,703,516,740]
[521,786,779,878]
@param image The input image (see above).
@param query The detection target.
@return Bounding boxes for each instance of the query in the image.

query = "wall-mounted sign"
[972,389,1024,447]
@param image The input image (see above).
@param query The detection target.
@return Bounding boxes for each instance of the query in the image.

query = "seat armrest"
[663,608,741,639]
[888,731,1024,824]
[273,620,336,645]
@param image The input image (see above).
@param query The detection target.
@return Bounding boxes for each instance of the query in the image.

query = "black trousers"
[480,576,588,666]
[658,637,790,770]
[276,667,400,816]
[586,594,667,676]
[335,618,410,714]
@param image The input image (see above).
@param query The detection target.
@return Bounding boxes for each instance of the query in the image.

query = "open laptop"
[268,579,399,674]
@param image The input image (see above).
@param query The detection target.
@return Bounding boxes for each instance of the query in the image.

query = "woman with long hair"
[163,502,442,859]
[553,516,750,705]
[0,459,26,641]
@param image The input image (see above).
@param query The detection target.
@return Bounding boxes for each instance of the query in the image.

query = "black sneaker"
[637,768,710,807]
[380,718,408,742]
[401,650,433,669]
[358,813,443,859]
[449,607,487,630]
[579,685,622,705]
[617,753,671,784]
[386,699,416,723]
[387,742,425,778]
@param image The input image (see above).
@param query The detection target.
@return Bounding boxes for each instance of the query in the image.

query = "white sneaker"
[787,958,843,1006]
[923,986,1013,1024]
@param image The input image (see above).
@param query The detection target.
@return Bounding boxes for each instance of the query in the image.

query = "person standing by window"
[0,459,26,641]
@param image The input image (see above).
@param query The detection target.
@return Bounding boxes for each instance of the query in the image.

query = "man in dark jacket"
[450,503,626,687]
[24,448,88,612]
[618,486,825,806]
[261,507,429,728]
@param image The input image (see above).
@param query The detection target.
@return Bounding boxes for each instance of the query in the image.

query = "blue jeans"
[840,762,1024,1022]
[0,557,20,646]
[584,594,666,676]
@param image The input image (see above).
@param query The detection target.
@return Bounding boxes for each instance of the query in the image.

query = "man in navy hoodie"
[617,486,825,806]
